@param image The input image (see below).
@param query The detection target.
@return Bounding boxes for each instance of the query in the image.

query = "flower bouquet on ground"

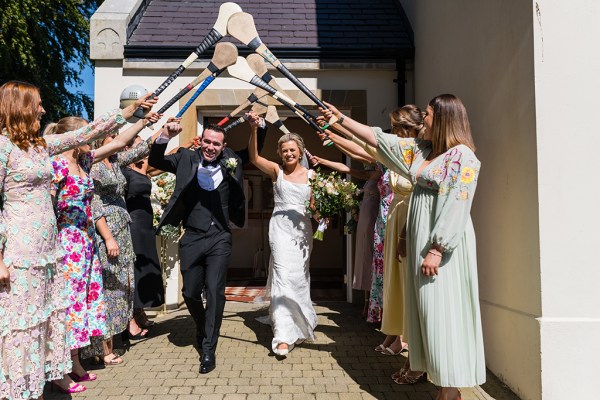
[308,169,360,240]
[151,172,180,240]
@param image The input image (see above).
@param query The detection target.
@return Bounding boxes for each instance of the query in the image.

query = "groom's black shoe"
[199,352,216,374]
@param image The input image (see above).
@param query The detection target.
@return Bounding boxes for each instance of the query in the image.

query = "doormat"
[225,286,345,302]
[225,286,267,303]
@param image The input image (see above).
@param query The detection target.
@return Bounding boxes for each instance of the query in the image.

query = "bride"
[247,112,317,356]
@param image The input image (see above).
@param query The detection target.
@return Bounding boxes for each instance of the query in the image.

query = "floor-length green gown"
[372,127,486,387]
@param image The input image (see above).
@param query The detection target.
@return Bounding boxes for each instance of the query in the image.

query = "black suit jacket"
[149,144,246,231]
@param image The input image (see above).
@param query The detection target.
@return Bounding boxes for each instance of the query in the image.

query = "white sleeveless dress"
[265,167,317,352]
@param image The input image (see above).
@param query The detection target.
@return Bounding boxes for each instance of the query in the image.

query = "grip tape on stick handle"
[176,76,215,118]
[133,29,224,118]
[224,116,246,132]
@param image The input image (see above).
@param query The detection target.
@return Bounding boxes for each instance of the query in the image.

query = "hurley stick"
[265,105,290,134]
[227,57,324,132]
[175,75,214,118]
[227,13,337,125]
[247,54,332,146]
[246,54,319,125]
[133,2,242,118]
[216,87,270,126]
[223,103,267,132]
[149,42,238,125]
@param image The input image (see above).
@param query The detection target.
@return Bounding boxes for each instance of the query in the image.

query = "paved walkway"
[45,301,514,400]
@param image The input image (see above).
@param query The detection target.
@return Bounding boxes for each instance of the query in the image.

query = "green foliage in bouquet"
[151,172,180,240]
[307,169,360,240]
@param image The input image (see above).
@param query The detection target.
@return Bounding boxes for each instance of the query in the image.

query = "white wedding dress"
[260,167,317,354]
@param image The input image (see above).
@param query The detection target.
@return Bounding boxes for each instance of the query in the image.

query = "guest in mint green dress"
[319,94,485,399]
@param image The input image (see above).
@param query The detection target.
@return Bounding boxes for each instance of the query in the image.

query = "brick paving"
[44,301,503,400]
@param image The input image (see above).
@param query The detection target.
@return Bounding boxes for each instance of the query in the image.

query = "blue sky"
[67,63,95,98]
[66,62,95,118]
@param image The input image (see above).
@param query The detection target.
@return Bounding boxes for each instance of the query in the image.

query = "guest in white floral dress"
[0,81,148,399]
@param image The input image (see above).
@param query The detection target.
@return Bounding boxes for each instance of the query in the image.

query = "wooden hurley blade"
[251,102,268,116]
[217,88,269,126]
[265,105,290,134]
[133,3,242,118]
[153,42,238,119]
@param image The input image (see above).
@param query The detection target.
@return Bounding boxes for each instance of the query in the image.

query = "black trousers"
[179,224,231,355]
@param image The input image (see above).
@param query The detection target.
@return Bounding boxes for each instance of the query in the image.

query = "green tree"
[0,0,102,123]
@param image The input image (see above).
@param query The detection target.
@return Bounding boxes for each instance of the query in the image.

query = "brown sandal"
[393,371,427,385]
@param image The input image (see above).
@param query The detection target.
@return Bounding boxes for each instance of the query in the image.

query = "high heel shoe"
[274,343,294,356]
[51,382,86,394]
[69,371,97,382]
[393,371,427,385]
[374,343,386,352]
[382,342,408,355]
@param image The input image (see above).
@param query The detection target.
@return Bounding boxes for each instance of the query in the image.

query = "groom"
[149,117,266,373]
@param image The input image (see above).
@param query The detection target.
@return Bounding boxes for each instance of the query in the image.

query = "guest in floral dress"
[367,167,392,324]
[47,106,158,388]
[0,80,142,399]
[320,95,485,400]
[81,128,163,365]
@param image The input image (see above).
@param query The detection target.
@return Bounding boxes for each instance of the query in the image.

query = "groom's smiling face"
[200,129,226,162]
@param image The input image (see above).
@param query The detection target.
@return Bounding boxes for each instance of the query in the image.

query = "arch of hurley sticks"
[145,3,337,143]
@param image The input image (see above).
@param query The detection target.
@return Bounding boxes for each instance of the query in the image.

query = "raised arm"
[236,116,267,165]
[45,94,158,156]
[246,112,279,181]
[309,155,375,181]
[321,129,375,164]
[93,112,160,162]
[319,101,377,147]
[148,120,183,173]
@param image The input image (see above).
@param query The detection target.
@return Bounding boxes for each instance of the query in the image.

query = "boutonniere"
[224,157,238,176]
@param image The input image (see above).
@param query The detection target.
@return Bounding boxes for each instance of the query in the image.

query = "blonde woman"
[247,112,317,356]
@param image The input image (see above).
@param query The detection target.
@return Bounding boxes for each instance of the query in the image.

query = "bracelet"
[337,114,346,124]
[427,250,442,257]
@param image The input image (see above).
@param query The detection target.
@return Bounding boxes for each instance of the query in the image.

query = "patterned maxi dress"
[373,128,486,387]
[51,152,107,350]
[367,168,392,324]
[82,139,154,357]
[0,111,125,400]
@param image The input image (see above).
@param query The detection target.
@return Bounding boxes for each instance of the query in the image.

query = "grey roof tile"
[127,0,413,54]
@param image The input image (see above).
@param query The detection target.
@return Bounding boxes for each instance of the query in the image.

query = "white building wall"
[94,63,397,135]
[532,1,600,399]
[400,1,600,399]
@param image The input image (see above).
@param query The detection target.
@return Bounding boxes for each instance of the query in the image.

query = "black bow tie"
[201,159,219,168]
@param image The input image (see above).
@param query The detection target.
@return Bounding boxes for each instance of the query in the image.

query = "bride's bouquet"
[151,172,180,240]
[307,169,360,240]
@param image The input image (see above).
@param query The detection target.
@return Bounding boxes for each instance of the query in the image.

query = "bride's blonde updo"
[390,104,426,138]
[277,133,305,161]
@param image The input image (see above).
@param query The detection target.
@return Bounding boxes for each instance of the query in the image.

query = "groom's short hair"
[202,124,227,143]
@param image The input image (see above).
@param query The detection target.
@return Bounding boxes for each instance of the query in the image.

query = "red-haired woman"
[0,81,154,399]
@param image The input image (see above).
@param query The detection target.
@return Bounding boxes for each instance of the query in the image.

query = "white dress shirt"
[155,134,223,191]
